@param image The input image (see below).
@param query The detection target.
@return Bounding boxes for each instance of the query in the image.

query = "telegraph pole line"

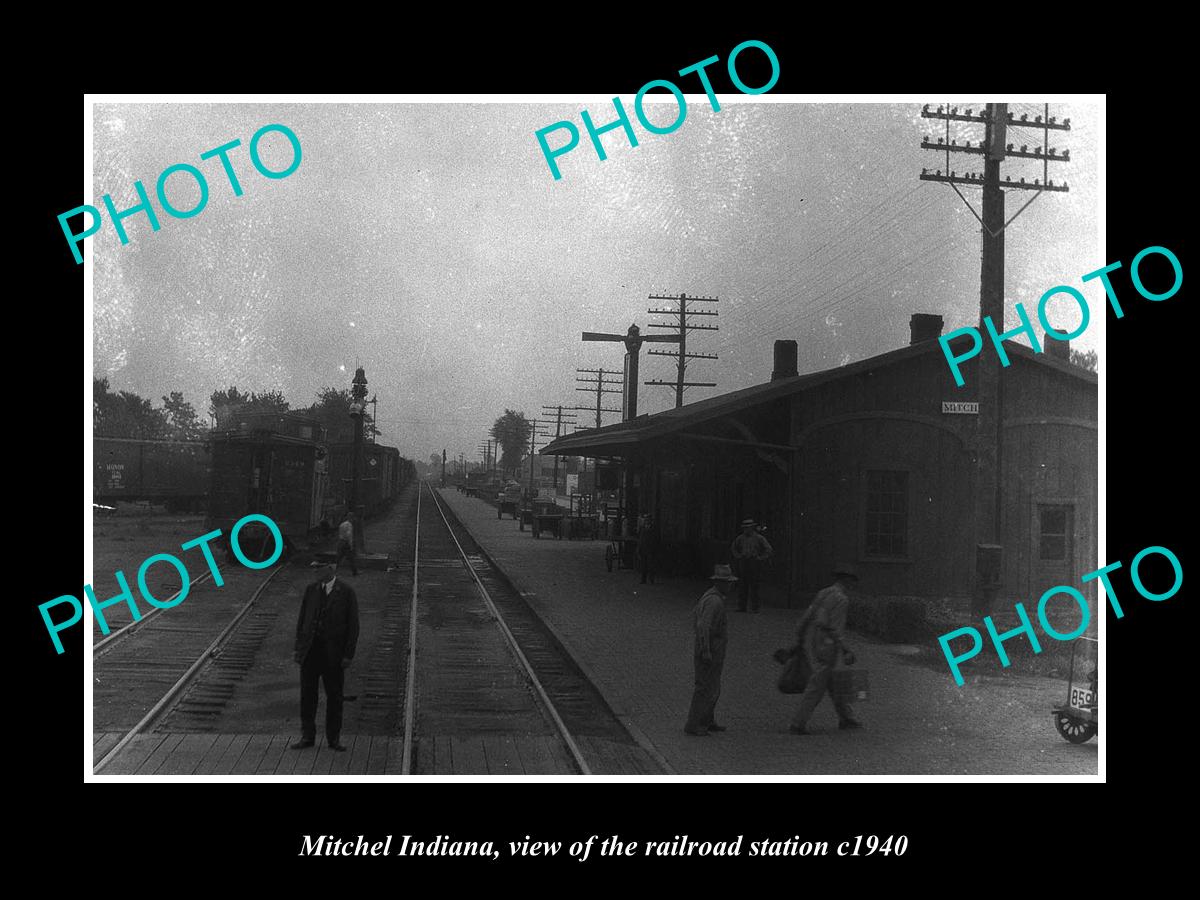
[919,102,1072,615]
[541,404,578,494]
[645,292,719,407]
[574,367,623,428]
[526,418,553,497]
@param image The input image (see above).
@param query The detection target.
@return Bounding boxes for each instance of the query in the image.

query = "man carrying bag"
[788,564,862,734]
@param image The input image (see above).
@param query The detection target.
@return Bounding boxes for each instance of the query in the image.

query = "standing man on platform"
[335,511,358,577]
[637,513,659,585]
[730,518,773,612]
[684,564,737,736]
[292,563,360,752]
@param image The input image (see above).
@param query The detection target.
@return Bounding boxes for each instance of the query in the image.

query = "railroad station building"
[543,315,1098,610]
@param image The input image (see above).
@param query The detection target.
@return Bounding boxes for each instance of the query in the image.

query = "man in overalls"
[684,564,737,736]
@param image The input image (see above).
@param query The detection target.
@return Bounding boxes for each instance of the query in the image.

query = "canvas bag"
[776,646,812,694]
[775,607,815,694]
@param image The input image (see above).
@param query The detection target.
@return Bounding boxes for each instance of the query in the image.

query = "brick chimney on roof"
[910,313,944,345]
[1046,337,1070,360]
[771,340,798,380]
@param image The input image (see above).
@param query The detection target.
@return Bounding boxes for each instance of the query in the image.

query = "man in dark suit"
[292,563,360,752]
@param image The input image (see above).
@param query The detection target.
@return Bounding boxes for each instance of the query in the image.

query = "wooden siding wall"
[1002,357,1098,604]
[795,417,973,596]
[791,350,1097,603]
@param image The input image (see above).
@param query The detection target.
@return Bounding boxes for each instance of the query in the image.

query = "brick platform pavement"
[438,488,1098,776]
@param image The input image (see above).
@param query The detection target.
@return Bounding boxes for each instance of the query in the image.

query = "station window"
[865,470,908,558]
[1039,505,1073,561]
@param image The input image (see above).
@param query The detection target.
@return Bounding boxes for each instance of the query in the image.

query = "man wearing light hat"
[730,518,773,613]
[790,563,862,734]
[684,564,737,736]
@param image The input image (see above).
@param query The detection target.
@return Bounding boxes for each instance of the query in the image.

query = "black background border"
[30,28,1187,881]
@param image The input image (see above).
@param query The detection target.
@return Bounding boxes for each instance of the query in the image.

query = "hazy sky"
[91,99,1099,462]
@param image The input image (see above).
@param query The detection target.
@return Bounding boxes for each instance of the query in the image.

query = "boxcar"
[325,441,403,521]
[206,413,328,553]
[93,437,210,511]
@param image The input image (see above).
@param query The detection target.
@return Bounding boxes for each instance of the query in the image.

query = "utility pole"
[526,418,552,497]
[582,323,680,421]
[645,292,719,407]
[348,366,369,550]
[573,368,622,484]
[541,404,578,495]
[920,102,1071,614]
[574,368,623,428]
[441,448,446,486]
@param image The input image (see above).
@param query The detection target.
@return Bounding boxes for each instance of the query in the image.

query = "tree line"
[93,379,379,442]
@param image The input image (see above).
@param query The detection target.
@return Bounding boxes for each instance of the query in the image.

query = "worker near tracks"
[730,518,773,613]
[684,564,737,736]
[789,564,862,735]
[292,563,360,752]
[335,511,358,577]
[637,513,659,585]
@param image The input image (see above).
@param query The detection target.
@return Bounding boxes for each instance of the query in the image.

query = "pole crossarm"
[643,293,720,408]
[920,172,1069,192]
[920,141,1070,162]
[646,322,718,331]
[648,350,719,360]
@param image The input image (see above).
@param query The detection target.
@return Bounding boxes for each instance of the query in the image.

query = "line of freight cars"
[94,437,209,512]
[94,413,415,556]
[206,412,414,557]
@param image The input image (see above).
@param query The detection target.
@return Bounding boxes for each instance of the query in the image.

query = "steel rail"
[423,482,592,776]
[399,483,422,774]
[92,570,216,658]
[93,564,287,774]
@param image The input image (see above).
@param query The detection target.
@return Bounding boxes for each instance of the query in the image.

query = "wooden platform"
[94,733,401,776]
[414,734,576,774]
[93,732,663,775]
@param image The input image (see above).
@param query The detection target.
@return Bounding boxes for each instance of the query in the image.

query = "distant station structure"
[544,316,1097,610]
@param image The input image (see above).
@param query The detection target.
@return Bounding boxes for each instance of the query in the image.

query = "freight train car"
[325,441,405,521]
[206,413,328,556]
[94,437,210,511]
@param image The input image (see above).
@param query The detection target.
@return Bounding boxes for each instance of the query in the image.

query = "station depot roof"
[542,337,1096,459]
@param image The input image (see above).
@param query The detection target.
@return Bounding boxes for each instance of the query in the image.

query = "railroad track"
[93,570,216,658]
[92,480,662,776]
[401,482,663,775]
[92,563,286,773]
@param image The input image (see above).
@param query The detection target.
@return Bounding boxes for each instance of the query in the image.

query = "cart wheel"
[605,545,615,572]
[1054,713,1097,744]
